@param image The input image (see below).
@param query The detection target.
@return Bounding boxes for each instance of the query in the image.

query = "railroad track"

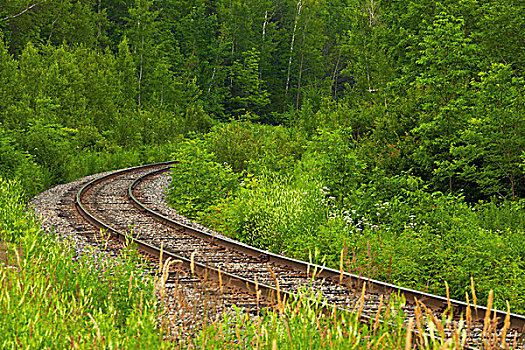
[65,162,525,348]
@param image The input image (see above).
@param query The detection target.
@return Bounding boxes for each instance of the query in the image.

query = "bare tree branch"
[2,2,43,22]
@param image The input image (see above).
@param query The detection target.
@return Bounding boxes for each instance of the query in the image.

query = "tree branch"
[2,2,43,22]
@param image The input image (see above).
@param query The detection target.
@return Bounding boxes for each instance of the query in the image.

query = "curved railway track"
[66,162,525,348]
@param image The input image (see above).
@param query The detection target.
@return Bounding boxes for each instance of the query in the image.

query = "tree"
[0,34,17,125]
[115,36,137,112]
[42,0,108,48]
[0,0,48,55]
[168,3,228,117]
[410,12,478,193]
[476,0,525,76]
[124,0,159,107]
[304,127,366,208]
[451,64,525,199]
[340,0,392,105]
[228,48,270,117]
[1,0,108,54]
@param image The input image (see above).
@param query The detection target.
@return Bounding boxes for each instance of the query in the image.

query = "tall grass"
[0,178,167,349]
[192,284,520,349]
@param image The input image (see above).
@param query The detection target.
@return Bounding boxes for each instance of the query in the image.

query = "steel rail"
[74,163,386,345]
[70,162,524,349]
[130,165,525,331]
[127,166,479,348]
[74,162,300,312]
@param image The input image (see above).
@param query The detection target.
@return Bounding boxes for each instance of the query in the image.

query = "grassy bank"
[0,178,166,349]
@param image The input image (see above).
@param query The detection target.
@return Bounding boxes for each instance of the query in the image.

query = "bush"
[301,127,366,208]
[337,186,525,313]
[221,172,327,258]
[0,128,46,198]
[205,121,306,174]
[167,138,239,220]
[19,122,76,187]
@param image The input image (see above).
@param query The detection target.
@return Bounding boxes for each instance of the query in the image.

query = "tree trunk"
[286,0,303,95]
[138,24,144,108]
[296,52,304,109]
[2,1,43,22]
[332,46,341,98]
[262,10,268,41]
[96,0,102,42]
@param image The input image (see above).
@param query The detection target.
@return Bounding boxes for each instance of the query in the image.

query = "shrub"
[301,127,366,208]
[0,128,46,198]
[221,172,326,258]
[167,138,239,220]
[205,121,306,174]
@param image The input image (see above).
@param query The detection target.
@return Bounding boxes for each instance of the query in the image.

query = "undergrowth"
[167,122,525,315]
[1,176,522,349]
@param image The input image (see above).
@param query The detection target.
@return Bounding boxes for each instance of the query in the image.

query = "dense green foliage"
[168,138,239,219]
[1,0,525,345]
[167,122,525,314]
[1,0,524,199]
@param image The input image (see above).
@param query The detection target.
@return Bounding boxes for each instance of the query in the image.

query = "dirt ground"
[0,240,12,266]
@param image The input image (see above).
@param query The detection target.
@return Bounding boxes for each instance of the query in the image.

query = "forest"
[0,0,525,346]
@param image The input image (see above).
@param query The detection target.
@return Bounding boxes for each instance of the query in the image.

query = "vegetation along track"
[69,162,525,347]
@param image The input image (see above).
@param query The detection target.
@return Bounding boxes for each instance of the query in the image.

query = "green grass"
[194,286,516,349]
[0,177,167,349]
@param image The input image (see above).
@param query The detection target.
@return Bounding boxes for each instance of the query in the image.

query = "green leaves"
[409,11,479,193]
[205,120,305,174]
[167,138,239,219]
[228,48,270,117]
[224,172,326,256]
[303,127,365,208]
[476,0,525,74]
[463,64,524,199]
